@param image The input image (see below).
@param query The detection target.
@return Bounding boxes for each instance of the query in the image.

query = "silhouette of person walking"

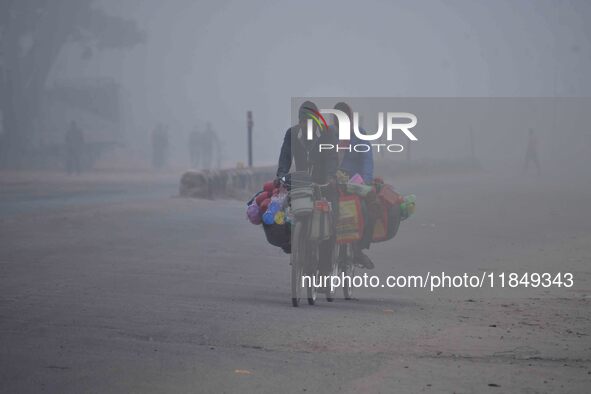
[188,122,220,170]
[524,128,541,175]
[65,121,84,174]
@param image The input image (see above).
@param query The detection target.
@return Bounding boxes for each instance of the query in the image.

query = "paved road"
[0,171,179,217]
[0,171,590,393]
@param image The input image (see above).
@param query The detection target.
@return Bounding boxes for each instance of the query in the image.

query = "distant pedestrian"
[201,122,220,170]
[189,123,221,170]
[65,121,84,174]
[524,128,541,175]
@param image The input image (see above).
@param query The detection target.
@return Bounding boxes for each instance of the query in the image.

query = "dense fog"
[1,0,590,172]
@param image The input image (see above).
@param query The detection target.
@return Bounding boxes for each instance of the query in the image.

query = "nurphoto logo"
[302,106,418,153]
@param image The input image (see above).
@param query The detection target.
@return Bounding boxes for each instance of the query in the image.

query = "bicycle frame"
[283,175,334,307]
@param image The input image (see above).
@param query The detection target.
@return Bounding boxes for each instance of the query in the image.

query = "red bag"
[373,184,402,242]
[378,184,403,206]
[255,191,270,206]
[372,200,402,243]
[372,202,390,242]
[336,193,364,244]
[263,181,275,193]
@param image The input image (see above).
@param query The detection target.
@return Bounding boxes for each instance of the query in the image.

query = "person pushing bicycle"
[276,101,339,278]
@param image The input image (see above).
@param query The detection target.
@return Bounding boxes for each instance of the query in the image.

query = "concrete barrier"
[179,158,481,199]
[179,166,276,199]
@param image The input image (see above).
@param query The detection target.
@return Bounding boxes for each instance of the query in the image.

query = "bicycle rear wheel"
[325,243,339,302]
[339,244,355,300]
[291,221,305,307]
[306,242,319,305]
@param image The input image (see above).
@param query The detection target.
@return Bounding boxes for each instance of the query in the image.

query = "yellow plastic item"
[274,211,285,225]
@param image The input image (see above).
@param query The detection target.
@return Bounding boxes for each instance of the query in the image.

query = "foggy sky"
[46,0,591,167]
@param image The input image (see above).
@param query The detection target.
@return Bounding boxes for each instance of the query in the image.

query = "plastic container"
[246,204,261,225]
[349,173,365,184]
[274,211,285,225]
[262,223,291,250]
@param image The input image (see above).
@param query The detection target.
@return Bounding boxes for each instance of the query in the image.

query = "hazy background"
[1,0,590,169]
[2,3,591,392]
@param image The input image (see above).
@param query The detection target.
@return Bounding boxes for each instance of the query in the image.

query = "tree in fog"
[0,0,144,166]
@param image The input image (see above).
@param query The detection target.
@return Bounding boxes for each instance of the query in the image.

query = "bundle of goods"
[372,179,416,242]
[335,191,365,244]
[335,174,416,244]
[400,194,416,220]
[369,180,401,243]
[246,180,291,251]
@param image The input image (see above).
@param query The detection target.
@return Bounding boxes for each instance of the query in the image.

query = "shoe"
[355,251,374,269]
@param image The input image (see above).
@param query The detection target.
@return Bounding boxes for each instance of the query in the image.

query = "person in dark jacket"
[276,101,338,278]
[335,102,374,183]
[276,101,338,183]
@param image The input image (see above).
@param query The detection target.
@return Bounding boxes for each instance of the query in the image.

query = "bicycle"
[282,172,336,307]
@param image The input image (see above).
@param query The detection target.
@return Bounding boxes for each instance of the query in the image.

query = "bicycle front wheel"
[291,221,306,307]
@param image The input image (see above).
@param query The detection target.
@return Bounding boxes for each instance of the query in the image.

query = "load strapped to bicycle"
[246,171,415,306]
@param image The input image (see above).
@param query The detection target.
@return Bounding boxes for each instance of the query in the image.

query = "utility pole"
[247,111,253,167]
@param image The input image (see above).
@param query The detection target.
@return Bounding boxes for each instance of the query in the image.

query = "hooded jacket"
[339,127,374,183]
[276,125,338,184]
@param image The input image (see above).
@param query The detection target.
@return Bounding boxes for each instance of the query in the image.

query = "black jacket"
[276,125,338,184]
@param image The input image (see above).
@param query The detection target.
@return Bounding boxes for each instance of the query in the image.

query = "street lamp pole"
[247,111,253,167]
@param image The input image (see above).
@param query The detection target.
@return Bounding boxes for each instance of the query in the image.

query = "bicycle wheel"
[306,241,319,305]
[307,268,318,305]
[325,243,339,302]
[340,244,355,300]
[291,221,305,307]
